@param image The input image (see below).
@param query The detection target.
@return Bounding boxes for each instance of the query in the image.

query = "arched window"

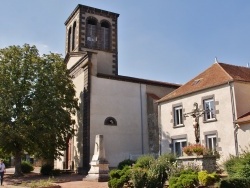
[100,21,110,50]
[86,17,97,48]
[68,27,72,52]
[72,22,76,51]
[104,117,117,126]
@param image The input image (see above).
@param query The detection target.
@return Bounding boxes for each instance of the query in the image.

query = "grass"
[20,178,56,188]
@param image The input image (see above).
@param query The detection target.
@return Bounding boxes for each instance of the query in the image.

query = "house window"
[173,139,187,156]
[206,134,217,151]
[174,106,183,126]
[203,98,215,121]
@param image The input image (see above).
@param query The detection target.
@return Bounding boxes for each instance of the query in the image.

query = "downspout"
[158,103,162,155]
[229,82,239,156]
[140,84,144,154]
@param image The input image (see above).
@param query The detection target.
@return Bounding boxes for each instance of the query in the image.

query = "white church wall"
[90,76,148,167]
[159,84,236,163]
[55,69,85,170]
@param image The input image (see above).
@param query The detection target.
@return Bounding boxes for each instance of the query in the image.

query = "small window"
[68,27,72,52]
[173,138,187,156]
[206,134,217,152]
[72,22,76,51]
[174,106,183,126]
[104,117,117,126]
[203,98,215,121]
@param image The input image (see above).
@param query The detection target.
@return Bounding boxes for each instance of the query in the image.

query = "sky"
[1,1,250,85]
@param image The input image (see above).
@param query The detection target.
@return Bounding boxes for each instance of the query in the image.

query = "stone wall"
[177,155,217,173]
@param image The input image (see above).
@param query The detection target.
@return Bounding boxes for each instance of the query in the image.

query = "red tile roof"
[235,112,250,124]
[158,62,250,103]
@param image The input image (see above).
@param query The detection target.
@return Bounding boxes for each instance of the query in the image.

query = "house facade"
[54,4,180,174]
[158,62,250,162]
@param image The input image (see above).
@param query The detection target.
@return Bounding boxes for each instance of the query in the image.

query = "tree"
[0,44,78,176]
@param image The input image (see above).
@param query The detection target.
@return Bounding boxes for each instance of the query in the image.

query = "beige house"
[158,62,250,162]
[54,5,180,174]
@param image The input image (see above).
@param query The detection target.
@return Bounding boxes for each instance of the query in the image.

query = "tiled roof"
[158,62,250,103]
[235,112,250,124]
[97,73,181,88]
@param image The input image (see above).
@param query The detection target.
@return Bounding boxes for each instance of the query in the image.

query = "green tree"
[0,44,78,176]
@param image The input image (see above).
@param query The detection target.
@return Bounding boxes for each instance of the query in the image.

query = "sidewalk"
[4,168,109,188]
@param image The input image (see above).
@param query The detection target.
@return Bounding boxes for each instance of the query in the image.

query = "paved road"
[5,168,109,188]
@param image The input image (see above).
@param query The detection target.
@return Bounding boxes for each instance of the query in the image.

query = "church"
[54,4,180,174]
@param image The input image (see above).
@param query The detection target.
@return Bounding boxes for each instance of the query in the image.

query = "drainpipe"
[158,104,162,156]
[229,82,239,156]
[140,84,144,154]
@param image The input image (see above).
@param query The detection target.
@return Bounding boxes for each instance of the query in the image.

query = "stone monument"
[84,134,109,182]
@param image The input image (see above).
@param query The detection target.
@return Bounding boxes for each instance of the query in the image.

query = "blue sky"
[1,1,250,84]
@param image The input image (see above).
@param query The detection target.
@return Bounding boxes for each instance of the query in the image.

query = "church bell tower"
[64,5,119,76]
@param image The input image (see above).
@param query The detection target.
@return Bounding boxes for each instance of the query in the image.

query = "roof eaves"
[157,80,233,103]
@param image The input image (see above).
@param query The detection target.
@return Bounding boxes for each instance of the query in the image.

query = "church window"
[68,27,72,52]
[104,117,117,126]
[72,21,76,51]
[86,17,97,48]
[100,21,110,50]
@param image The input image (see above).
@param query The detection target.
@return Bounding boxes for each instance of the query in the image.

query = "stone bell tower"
[64,4,119,76]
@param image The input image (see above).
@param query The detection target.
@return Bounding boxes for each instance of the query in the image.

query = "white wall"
[238,123,250,153]
[234,82,250,118]
[159,84,237,162]
[90,76,148,167]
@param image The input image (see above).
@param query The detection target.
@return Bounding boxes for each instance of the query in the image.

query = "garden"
[108,144,250,188]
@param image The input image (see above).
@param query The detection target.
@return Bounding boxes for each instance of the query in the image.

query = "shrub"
[130,167,147,188]
[108,166,131,188]
[40,163,53,176]
[198,170,219,186]
[117,159,135,170]
[21,161,34,173]
[219,178,250,188]
[133,155,155,169]
[158,153,176,164]
[169,168,198,188]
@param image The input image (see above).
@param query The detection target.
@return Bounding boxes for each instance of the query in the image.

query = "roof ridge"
[216,63,233,81]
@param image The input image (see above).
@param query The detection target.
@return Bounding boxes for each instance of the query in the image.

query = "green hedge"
[219,178,250,188]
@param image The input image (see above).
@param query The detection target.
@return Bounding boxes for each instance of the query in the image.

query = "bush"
[219,178,250,188]
[198,170,219,186]
[169,168,198,188]
[21,161,34,173]
[133,155,155,169]
[130,167,147,188]
[40,163,53,176]
[108,166,131,188]
[117,159,135,170]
